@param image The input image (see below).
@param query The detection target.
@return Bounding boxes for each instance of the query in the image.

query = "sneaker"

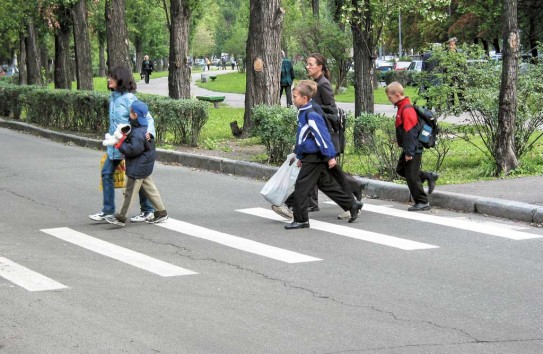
[130,211,154,223]
[338,207,362,220]
[147,210,169,224]
[271,205,293,219]
[105,215,126,227]
[89,212,113,221]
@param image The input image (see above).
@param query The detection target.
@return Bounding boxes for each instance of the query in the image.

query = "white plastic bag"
[260,153,300,206]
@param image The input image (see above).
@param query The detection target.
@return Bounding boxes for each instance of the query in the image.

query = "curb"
[2,118,540,224]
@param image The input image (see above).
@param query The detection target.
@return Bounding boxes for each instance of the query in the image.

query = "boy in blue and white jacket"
[285,80,363,230]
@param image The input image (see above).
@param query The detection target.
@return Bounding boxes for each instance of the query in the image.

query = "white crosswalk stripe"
[41,227,197,277]
[329,202,543,240]
[154,218,321,263]
[0,256,68,292]
[237,208,439,251]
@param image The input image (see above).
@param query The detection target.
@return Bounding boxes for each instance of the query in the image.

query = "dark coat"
[118,120,156,178]
[280,58,295,86]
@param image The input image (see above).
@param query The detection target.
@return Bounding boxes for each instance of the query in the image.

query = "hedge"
[0,83,208,146]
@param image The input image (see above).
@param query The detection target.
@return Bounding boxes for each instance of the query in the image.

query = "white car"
[407,60,423,72]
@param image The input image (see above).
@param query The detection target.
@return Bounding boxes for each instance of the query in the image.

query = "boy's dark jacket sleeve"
[118,131,146,158]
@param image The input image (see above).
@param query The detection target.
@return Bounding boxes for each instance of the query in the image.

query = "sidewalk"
[137,71,470,125]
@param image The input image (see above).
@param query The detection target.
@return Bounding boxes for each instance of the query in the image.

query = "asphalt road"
[1,127,543,354]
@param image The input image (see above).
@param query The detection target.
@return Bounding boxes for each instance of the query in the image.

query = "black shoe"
[284,221,310,230]
[427,172,439,194]
[348,201,363,223]
[307,206,320,212]
[408,203,431,211]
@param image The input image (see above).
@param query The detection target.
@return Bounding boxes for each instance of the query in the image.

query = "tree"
[26,18,43,85]
[51,3,73,89]
[72,0,94,90]
[242,0,284,131]
[105,0,131,70]
[496,0,519,173]
[167,0,192,99]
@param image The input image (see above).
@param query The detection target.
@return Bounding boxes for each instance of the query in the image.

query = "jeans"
[101,157,122,215]
[101,157,155,215]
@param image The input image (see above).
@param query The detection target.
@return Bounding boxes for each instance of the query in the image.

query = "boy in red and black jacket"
[386,82,439,211]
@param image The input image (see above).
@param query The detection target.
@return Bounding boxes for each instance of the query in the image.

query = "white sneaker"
[271,205,293,219]
[337,208,361,220]
[130,211,154,222]
[89,212,113,221]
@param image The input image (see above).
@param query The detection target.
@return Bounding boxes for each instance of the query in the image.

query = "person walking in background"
[279,50,295,108]
[284,80,362,230]
[386,81,438,211]
[140,55,154,84]
[105,101,168,227]
[89,66,155,222]
[205,57,211,71]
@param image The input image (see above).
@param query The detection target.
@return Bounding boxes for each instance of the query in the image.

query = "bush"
[251,104,297,164]
[350,112,401,181]
[0,83,209,147]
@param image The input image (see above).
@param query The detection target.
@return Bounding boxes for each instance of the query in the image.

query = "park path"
[137,69,469,124]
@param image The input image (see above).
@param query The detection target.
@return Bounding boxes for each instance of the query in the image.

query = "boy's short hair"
[294,80,317,100]
[385,81,404,96]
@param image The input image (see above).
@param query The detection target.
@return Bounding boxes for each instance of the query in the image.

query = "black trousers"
[280,85,292,107]
[292,154,354,223]
[285,161,362,208]
[396,153,429,204]
[143,71,150,84]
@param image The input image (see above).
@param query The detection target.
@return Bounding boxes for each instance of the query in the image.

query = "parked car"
[375,65,393,81]
[407,60,423,72]
[393,61,411,71]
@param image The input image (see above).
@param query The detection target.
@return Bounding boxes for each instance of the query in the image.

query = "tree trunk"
[351,8,374,116]
[18,34,27,85]
[168,0,192,99]
[98,33,107,77]
[25,19,42,86]
[242,1,284,131]
[72,0,94,90]
[54,6,72,90]
[351,1,375,148]
[40,45,50,84]
[134,36,143,75]
[105,0,131,70]
[496,0,519,174]
[312,0,319,18]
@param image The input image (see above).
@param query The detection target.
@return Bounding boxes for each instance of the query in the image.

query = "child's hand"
[328,158,337,169]
[145,132,151,141]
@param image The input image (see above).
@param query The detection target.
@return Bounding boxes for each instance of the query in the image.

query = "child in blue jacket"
[285,80,362,230]
[105,101,168,227]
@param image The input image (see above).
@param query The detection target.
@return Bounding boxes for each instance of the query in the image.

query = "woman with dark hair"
[89,66,154,222]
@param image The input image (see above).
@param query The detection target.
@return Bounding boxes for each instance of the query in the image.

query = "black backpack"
[320,105,347,155]
[406,104,438,149]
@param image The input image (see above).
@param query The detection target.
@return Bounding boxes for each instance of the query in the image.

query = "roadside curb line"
[2,118,541,224]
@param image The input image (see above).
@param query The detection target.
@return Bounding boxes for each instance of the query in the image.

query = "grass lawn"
[194,72,420,105]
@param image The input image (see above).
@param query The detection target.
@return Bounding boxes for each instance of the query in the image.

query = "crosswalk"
[2,202,542,292]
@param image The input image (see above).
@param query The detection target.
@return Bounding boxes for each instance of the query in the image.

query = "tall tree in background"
[311,0,319,18]
[243,0,284,130]
[72,0,93,90]
[105,0,131,70]
[496,0,519,173]
[168,0,192,99]
[52,4,72,89]
[25,18,43,85]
